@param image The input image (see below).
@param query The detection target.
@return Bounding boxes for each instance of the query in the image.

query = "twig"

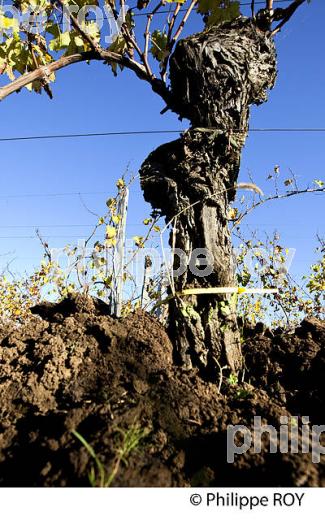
[213,357,228,393]
[160,2,181,80]
[161,0,196,80]
[36,229,52,262]
[78,193,100,218]
[54,0,102,54]
[106,0,134,59]
[159,182,263,239]
[117,0,146,63]
[170,0,197,47]
[231,186,325,229]
[271,0,307,35]
[167,2,181,43]
[143,1,163,77]
[124,214,160,271]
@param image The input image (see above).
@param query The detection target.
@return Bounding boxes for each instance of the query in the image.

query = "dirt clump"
[0,294,324,486]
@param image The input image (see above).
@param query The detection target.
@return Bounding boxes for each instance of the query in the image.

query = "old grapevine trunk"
[140,17,277,374]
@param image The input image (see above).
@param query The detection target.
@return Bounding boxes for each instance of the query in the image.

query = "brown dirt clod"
[0,294,324,487]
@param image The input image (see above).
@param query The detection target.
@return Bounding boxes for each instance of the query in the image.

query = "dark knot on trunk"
[169,16,277,128]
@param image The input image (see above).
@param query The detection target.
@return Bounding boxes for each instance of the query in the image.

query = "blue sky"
[0,0,324,284]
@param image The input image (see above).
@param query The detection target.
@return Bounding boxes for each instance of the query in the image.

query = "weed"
[228,374,239,386]
[72,422,148,487]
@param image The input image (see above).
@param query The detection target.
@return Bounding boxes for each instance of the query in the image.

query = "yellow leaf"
[106,225,116,239]
[227,207,238,220]
[133,235,144,247]
[112,215,120,224]
[116,178,125,189]
[105,238,116,248]
[1,16,19,31]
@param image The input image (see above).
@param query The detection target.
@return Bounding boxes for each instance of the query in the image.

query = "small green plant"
[227,374,253,399]
[228,374,239,386]
[236,388,253,399]
[72,429,107,487]
[72,422,148,487]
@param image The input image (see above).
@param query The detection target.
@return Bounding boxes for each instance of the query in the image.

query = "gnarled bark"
[140,17,277,375]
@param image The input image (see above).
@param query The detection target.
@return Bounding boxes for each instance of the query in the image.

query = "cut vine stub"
[140,17,277,374]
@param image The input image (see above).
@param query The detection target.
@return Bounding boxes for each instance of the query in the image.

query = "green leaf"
[49,32,71,52]
[150,30,168,63]
[197,0,240,28]
[107,35,128,75]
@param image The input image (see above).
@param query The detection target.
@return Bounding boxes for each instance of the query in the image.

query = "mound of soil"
[0,294,324,487]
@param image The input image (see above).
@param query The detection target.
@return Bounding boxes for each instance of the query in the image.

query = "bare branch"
[106,0,134,59]
[118,0,144,61]
[170,0,197,50]
[161,0,197,81]
[36,229,52,263]
[0,53,89,101]
[167,3,182,44]
[0,50,149,102]
[78,193,100,218]
[160,2,181,80]
[143,1,164,78]
[231,186,325,229]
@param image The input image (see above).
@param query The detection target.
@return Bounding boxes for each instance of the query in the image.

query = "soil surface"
[0,294,324,486]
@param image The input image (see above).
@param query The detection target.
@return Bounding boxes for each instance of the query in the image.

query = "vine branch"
[161,0,197,81]
[231,186,325,229]
[143,1,164,78]
[54,0,102,54]
[271,0,307,35]
[0,50,150,102]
